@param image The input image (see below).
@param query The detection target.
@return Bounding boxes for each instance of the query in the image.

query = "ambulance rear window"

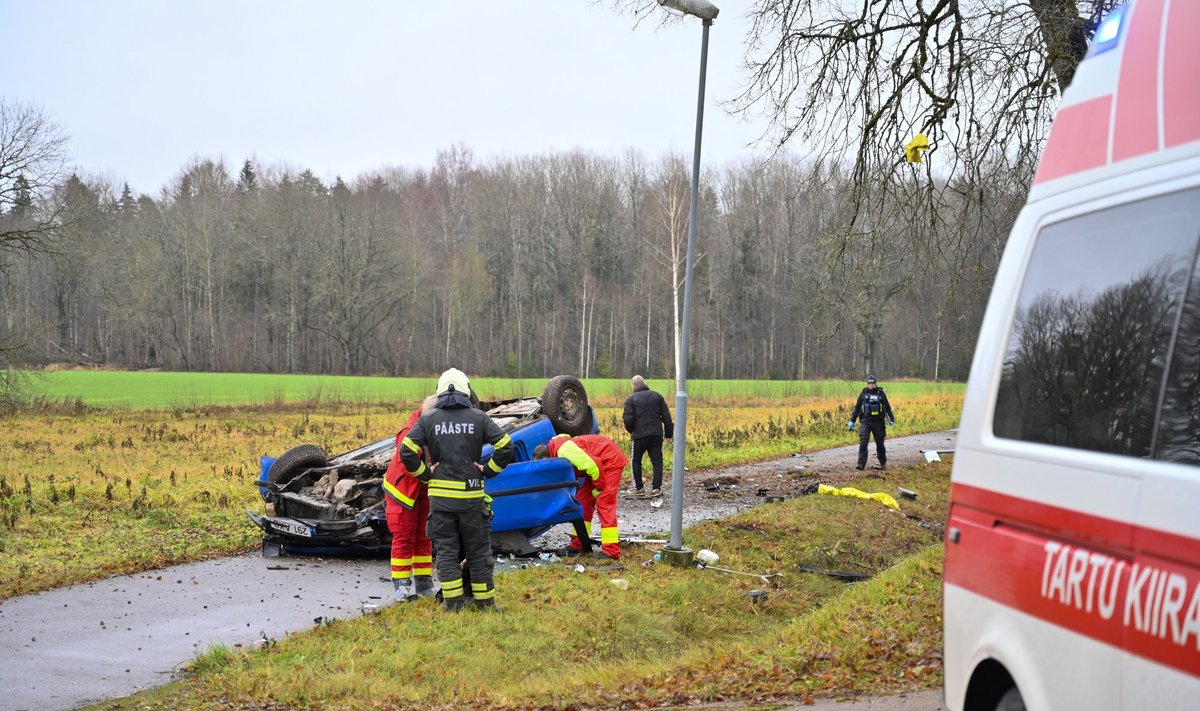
[994,187,1200,458]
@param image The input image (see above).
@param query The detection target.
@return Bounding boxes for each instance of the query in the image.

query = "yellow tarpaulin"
[817,484,900,510]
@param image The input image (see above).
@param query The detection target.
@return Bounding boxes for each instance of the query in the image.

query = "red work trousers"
[569,477,621,558]
[385,491,432,580]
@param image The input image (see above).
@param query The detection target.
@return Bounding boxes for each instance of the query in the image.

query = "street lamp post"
[658,0,718,568]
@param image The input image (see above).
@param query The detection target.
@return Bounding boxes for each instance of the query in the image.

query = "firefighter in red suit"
[534,433,627,559]
[383,396,437,601]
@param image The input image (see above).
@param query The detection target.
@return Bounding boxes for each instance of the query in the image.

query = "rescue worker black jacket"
[401,391,514,513]
[851,387,895,423]
[623,384,674,440]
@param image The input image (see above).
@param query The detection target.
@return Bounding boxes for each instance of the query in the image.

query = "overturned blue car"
[247,376,597,557]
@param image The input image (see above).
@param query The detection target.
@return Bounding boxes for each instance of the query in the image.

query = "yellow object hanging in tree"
[905,133,930,163]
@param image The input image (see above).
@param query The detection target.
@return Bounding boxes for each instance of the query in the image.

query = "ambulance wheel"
[268,444,328,488]
[541,376,591,435]
[994,688,1024,711]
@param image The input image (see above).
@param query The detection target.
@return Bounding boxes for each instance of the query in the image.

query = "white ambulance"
[944,1,1200,709]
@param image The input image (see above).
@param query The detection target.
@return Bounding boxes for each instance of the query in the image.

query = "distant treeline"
[0,147,1023,380]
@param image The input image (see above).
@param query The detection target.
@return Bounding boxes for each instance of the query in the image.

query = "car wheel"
[995,688,1025,711]
[268,444,328,488]
[541,376,591,435]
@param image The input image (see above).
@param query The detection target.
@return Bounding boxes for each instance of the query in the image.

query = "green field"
[28,369,963,409]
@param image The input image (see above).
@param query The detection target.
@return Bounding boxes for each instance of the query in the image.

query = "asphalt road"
[0,429,957,711]
[0,555,388,711]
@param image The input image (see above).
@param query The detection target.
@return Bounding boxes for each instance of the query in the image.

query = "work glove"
[888,418,896,427]
[847,421,855,431]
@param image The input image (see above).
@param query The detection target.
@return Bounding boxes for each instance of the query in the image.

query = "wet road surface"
[0,555,388,711]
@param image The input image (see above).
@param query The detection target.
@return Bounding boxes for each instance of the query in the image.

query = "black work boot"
[474,598,501,612]
[442,596,471,612]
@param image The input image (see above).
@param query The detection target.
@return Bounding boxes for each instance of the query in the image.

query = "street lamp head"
[658,0,719,21]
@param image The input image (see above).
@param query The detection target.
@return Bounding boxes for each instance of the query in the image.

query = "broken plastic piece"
[924,450,941,463]
[610,578,629,590]
[697,549,719,565]
[898,487,918,500]
[744,589,768,604]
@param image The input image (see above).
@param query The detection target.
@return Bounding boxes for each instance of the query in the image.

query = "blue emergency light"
[1089,5,1126,57]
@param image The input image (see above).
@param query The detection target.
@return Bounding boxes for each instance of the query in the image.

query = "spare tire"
[541,376,592,436]
[267,444,328,488]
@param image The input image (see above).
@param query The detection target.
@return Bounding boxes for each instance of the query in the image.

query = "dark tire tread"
[267,444,328,487]
[995,688,1025,711]
[541,375,591,436]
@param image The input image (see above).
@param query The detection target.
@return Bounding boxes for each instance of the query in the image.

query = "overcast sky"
[4,1,779,196]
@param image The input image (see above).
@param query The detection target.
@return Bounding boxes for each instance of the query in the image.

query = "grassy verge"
[97,461,950,710]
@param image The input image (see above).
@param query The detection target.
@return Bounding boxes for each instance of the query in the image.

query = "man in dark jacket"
[848,374,895,470]
[401,368,514,611]
[622,375,673,497]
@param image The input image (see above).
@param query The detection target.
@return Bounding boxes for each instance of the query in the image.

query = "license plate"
[273,518,313,537]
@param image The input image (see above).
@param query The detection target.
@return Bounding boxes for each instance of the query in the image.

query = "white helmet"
[436,367,470,396]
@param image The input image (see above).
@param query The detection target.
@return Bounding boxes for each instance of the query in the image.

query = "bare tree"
[0,100,69,409]
[0,100,69,255]
[608,0,1117,244]
[309,176,403,374]
[644,153,713,374]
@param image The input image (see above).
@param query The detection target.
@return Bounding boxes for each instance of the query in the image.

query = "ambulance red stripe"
[1111,0,1165,162]
[1034,96,1113,184]
[947,482,1200,679]
[1163,0,1200,147]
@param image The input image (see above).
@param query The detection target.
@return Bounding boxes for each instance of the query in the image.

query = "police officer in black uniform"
[401,368,514,611]
[848,374,895,470]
